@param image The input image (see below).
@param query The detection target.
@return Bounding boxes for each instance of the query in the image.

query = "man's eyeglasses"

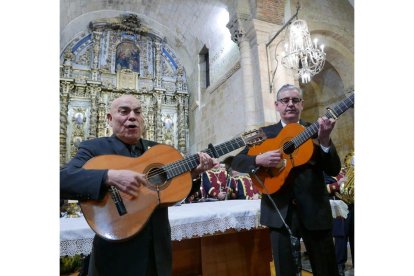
[277,97,302,105]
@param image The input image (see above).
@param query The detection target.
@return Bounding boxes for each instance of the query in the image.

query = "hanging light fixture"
[281,19,326,83]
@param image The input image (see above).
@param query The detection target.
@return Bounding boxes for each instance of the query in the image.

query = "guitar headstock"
[242,129,267,146]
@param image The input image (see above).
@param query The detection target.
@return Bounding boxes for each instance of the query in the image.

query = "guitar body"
[248,123,314,194]
[80,144,192,241]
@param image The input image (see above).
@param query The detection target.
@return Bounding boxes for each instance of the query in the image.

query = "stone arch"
[300,61,354,161]
[310,27,354,90]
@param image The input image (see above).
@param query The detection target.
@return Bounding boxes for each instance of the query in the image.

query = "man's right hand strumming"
[106,169,148,197]
[255,150,282,168]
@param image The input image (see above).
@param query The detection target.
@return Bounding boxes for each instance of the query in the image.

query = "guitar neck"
[291,93,354,149]
[163,137,246,179]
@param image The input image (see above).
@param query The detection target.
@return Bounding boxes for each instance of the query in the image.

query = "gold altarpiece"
[60,14,189,166]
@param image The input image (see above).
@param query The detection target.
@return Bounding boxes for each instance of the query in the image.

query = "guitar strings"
[146,131,260,179]
[293,94,353,147]
[145,137,246,179]
[143,127,266,179]
[146,141,235,178]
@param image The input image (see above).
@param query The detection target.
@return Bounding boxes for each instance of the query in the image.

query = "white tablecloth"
[60,199,347,256]
[60,199,262,256]
[329,199,349,219]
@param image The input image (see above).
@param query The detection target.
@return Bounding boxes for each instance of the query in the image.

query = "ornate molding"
[227,14,250,45]
[62,51,74,78]
[116,69,138,90]
[89,13,149,35]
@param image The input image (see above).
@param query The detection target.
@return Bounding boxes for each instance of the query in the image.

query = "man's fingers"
[135,173,148,186]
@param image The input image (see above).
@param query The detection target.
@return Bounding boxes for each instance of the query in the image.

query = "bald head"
[110,95,141,113]
[107,95,145,144]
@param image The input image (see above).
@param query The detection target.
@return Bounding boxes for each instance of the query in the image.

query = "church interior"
[60,0,354,275]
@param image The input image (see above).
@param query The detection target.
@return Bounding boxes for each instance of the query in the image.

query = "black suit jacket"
[232,122,341,231]
[60,136,171,276]
[60,135,157,200]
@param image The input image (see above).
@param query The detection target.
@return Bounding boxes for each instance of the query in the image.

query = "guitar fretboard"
[163,137,246,179]
[290,93,354,150]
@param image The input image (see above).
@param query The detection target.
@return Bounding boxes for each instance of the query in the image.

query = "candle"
[313,38,318,47]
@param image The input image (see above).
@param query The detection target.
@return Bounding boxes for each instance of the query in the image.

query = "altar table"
[61,199,345,275]
[60,199,272,276]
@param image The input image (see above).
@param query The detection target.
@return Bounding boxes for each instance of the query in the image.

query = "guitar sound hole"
[147,167,168,190]
[283,141,295,155]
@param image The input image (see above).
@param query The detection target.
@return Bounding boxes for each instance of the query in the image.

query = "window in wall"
[199,46,210,88]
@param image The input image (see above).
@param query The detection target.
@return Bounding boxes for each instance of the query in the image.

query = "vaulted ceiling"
[61,0,242,73]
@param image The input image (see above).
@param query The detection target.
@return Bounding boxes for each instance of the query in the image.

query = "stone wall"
[60,0,354,162]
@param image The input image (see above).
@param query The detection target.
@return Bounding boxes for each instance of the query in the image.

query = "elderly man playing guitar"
[61,95,216,276]
[232,84,351,276]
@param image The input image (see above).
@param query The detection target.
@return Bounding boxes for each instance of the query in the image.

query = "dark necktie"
[130,145,139,157]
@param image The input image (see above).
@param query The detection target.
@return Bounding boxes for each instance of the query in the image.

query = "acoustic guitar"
[80,129,266,241]
[248,92,354,194]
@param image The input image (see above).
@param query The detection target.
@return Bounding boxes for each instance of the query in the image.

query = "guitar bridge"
[275,159,287,172]
[266,159,287,177]
[109,187,127,216]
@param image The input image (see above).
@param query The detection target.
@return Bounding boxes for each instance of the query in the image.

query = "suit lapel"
[141,139,150,152]
[109,136,131,156]
[109,136,155,156]
[274,121,283,135]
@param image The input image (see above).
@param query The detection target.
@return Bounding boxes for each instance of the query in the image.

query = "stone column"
[227,14,260,130]
[250,19,291,125]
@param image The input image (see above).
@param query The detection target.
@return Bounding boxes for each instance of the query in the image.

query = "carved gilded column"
[60,79,74,165]
[142,93,155,141]
[147,108,155,141]
[153,90,164,142]
[90,31,102,81]
[91,31,102,70]
[183,93,189,152]
[153,41,162,88]
[175,92,188,154]
[176,66,184,92]
[87,82,102,138]
[142,38,151,78]
[97,97,107,137]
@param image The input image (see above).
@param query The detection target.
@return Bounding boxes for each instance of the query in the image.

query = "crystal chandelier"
[281,19,326,83]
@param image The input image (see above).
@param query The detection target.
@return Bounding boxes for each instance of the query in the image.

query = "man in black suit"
[231,84,341,276]
[61,94,215,276]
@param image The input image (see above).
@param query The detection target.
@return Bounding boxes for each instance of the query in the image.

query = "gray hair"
[276,84,303,100]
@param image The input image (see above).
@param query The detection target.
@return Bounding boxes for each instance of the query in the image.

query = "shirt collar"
[281,120,299,127]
